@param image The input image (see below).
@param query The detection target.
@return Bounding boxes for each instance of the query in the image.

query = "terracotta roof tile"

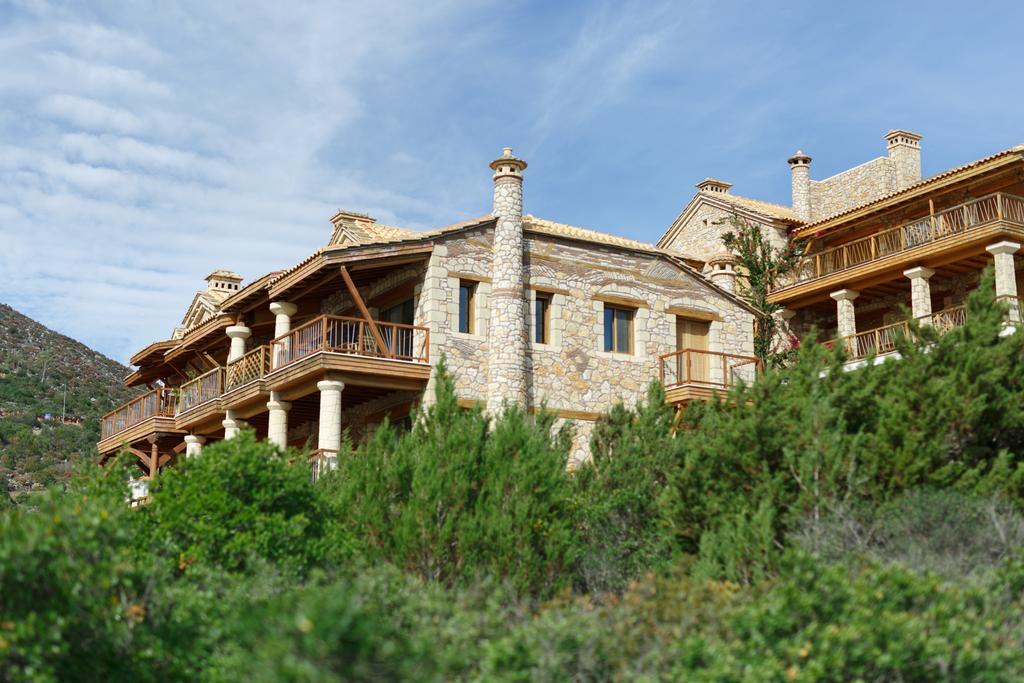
[702,191,798,221]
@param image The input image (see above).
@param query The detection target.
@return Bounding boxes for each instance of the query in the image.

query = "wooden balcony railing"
[839,303,969,360]
[225,345,270,391]
[176,367,224,414]
[100,388,176,440]
[781,193,1024,289]
[270,315,430,370]
[659,349,761,390]
[309,448,338,483]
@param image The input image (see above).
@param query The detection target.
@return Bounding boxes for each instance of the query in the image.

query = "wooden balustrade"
[309,448,338,483]
[658,349,761,389]
[225,345,270,391]
[839,303,970,361]
[100,388,176,439]
[176,367,224,414]
[270,315,430,370]
[781,193,1024,289]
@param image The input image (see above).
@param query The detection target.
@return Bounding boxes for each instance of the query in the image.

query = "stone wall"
[662,201,788,262]
[424,226,755,462]
[809,157,896,221]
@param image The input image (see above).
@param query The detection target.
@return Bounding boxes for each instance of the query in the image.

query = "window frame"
[534,292,552,344]
[603,304,635,354]
[458,280,477,335]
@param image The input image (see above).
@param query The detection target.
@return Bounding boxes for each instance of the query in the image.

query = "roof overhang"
[164,314,234,362]
[795,149,1024,240]
[129,339,178,366]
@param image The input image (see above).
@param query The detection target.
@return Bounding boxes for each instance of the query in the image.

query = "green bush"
[320,361,577,597]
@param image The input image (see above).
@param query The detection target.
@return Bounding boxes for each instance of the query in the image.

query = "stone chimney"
[787,150,812,222]
[205,270,243,300]
[707,252,738,294]
[886,130,922,190]
[486,147,528,414]
[696,178,732,194]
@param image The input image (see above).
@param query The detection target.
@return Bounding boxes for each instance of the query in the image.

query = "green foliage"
[572,382,679,593]
[320,359,577,597]
[140,431,328,576]
[720,215,805,365]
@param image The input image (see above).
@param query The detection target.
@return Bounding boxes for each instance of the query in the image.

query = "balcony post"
[830,289,860,339]
[267,391,292,450]
[986,241,1021,323]
[226,325,251,363]
[184,434,205,458]
[903,266,935,324]
[316,377,345,458]
[222,409,244,439]
[269,302,297,367]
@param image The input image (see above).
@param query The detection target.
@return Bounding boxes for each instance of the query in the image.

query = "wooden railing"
[781,193,1024,289]
[225,345,270,391]
[176,367,224,414]
[839,303,968,360]
[309,448,338,483]
[270,315,430,370]
[100,388,176,439]
[658,349,761,389]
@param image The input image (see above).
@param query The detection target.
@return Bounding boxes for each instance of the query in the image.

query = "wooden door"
[676,318,710,383]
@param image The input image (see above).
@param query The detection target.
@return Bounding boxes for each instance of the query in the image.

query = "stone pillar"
[316,378,345,453]
[266,391,291,450]
[269,301,296,367]
[486,147,529,414]
[707,252,738,294]
[788,150,812,222]
[226,325,251,363]
[903,266,935,324]
[184,434,205,458]
[830,289,860,339]
[222,409,242,439]
[987,241,1021,323]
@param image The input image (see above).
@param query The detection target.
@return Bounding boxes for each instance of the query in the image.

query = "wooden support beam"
[158,454,174,467]
[340,265,390,357]
[172,440,189,454]
[149,441,159,478]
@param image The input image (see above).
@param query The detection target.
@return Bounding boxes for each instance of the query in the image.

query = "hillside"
[0,303,140,494]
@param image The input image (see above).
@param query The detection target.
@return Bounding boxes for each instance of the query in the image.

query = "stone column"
[184,434,205,458]
[316,378,345,453]
[903,266,935,324]
[226,325,251,363]
[986,241,1021,322]
[222,409,243,439]
[269,302,297,368]
[486,147,529,414]
[830,289,860,339]
[788,150,812,222]
[266,391,291,450]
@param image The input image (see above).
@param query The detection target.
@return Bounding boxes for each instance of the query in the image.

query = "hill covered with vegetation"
[3,280,1024,681]
[0,303,139,494]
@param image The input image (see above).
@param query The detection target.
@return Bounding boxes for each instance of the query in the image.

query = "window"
[534,293,551,344]
[458,281,476,334]
[603,305,634,353]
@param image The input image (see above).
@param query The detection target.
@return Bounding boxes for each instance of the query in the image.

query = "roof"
[217,270,282,312]
[129,339,177,367]
[205,269,243,281]
[700,191,798,222]
[795,144,1024,237]
[523,215,665,253]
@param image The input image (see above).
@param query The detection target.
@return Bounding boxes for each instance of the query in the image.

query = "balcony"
[777,193,1024,294]
[226,345,271,391]
[271,315,430,370]
[176,367,224,415]
[658,349,761,404]
[98,387,179,454]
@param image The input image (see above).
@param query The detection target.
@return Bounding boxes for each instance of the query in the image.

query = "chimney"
[886,130,922,190]
[706,252,738,294]
[205,270,243,298]
[787,150,812,222]
[486,147,528,414]
[696,178,732,194]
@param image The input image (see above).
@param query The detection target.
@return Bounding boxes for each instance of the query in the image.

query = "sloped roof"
[795,144,1024,237]
[704,191,798,221]
[523,215,665,253]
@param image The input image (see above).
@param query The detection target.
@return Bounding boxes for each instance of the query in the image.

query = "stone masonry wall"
[423,227,755,464]
[663,201,788,263]
[809,157,896,222]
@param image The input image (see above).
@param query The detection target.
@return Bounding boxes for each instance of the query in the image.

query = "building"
[657,130,1024,361]
[98,148,758,481]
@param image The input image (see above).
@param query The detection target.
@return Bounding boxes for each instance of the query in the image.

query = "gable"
[658,193,791,262]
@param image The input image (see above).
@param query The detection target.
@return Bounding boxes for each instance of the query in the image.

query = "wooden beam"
[149,442,159,478]
[340,265,390,357]
[172,440,188,454]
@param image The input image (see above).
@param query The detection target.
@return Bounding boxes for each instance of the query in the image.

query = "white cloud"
[37,94,145,134]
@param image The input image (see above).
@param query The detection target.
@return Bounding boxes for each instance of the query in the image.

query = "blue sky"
[0,0,1021,363]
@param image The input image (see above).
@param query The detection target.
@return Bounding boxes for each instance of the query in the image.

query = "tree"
[720,215,805,366]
